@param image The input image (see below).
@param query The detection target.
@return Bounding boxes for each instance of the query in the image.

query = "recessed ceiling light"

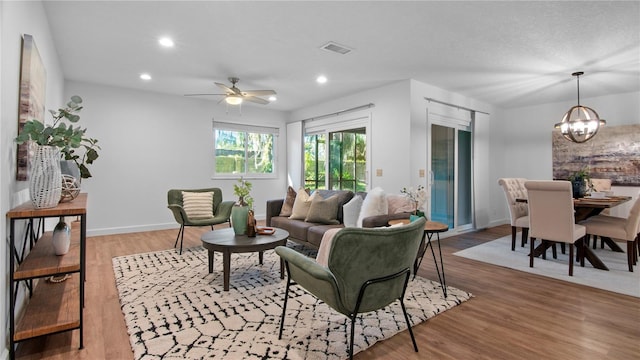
[158,37,174,48]
[140,73,152,81]
[268,96,277,102]
[316,75,328,84]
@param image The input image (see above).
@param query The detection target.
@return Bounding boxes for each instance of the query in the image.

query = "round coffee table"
[200,227,289,291]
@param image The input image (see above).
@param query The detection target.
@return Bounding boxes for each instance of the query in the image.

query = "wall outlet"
[376,169,383,176]
[419,169,426,177]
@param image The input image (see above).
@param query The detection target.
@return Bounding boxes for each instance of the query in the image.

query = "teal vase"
[231,206,249,235]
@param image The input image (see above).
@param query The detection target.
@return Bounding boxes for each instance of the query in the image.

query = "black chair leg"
[349,315,357,360]
[174,225,185,255]
[278,264,291,340]
[400,298,418,352]
[521,228,529,248]
[511,226,517,251]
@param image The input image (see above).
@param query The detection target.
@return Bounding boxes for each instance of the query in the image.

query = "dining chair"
[589,178,612,192]
[524,180,586,276]
[498,178,529,250]
[579,196,640,272]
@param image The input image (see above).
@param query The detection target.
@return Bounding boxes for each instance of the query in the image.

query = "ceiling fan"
[185,77,276,105]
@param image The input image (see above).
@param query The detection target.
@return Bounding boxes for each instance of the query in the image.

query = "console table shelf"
[7,193,87,360]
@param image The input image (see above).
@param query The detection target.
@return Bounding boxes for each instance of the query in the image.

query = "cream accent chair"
[579,196,640,272]
[590,178,612,192]
[498,178,529,251]
[524,180,586,276]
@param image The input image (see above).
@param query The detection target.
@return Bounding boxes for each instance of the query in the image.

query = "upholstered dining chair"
[524,180,586,276]
[579,196,640,272]
[167,188,234,254]
[498,178,529,250]
[589,178,612,192]
[275,217,426,360]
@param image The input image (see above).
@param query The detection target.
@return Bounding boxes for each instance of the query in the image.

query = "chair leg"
[349,315,357,360]
[521,228,529,248]
[511,226,516,251]
[174,225,185,255]
[530,237,535,268]
[568,243,574,276]
[627,241,634,272]
[278,263,292,340]
[400,297,419,353]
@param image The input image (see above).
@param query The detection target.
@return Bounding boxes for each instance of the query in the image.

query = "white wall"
[65,81,288,235]
[1,1,66,358]
[289,80,412,193]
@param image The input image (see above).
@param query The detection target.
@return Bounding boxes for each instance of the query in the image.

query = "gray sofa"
[265,189,411,249]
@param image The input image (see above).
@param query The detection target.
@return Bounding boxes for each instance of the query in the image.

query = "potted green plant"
[15,95,100,208]
[16,95,100,179]
[568,167,590,198]
[231,177,253,235]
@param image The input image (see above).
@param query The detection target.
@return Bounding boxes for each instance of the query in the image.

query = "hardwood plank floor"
[15,224,640,359]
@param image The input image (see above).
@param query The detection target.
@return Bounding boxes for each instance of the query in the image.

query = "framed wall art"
[16,34,47,181]
[552,124,640,186]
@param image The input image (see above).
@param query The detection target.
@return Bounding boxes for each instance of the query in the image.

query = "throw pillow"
[305,194,340,224]
[357,187,388,227]
[343,195,363,227]
[182,191,214,219]
[387,193,415,214]
[316,228,341,267]
[279,186,299,217]
[289,189,316,220]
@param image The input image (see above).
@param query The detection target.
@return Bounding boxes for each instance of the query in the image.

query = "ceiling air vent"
[321,41,353,55]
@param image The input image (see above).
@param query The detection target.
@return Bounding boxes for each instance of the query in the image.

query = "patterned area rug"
[113,243,472,359]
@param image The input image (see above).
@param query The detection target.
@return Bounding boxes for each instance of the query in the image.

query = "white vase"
[52,219,71,255]
[30,146,62,209]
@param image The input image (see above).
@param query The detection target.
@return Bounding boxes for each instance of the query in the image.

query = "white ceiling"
[42,1,640,112]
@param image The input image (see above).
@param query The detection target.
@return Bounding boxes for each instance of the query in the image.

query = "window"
[213,122,277,178]
[304,128,366,192]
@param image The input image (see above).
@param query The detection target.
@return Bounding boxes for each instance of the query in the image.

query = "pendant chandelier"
[554,71,606,143]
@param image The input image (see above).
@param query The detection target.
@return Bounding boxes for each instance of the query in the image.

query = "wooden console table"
[7,194,87,359]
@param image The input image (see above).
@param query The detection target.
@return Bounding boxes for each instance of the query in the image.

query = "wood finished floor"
[15,224,640,360]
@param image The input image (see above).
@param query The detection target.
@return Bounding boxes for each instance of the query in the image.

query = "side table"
[389,218,449,297]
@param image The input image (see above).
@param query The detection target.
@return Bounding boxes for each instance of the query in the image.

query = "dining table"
[515,195,632,271]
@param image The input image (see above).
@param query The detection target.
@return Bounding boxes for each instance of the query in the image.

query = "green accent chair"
[275,217,426,359]
[167,188,234,254]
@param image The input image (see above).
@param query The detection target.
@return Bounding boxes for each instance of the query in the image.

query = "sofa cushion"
[271,216,318,240]
[357,187,388,227]
[314,189,354,223]
[289,190,316,220]
[307,224,345,248]
[305,194,340,225]
[387,193,415,214]
[181,191,214,219]
[343,195,363,227]
[279,186,299,217]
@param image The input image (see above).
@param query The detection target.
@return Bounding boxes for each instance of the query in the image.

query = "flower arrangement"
[401,185,426,215]
[233,177,254,209]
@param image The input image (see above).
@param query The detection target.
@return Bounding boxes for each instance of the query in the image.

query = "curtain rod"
[301,103,375,122]
[424,97,490,115]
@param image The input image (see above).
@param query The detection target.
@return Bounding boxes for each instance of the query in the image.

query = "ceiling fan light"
[225,95,243,105]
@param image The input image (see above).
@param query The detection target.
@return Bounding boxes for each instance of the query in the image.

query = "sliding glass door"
[429,123,472,231]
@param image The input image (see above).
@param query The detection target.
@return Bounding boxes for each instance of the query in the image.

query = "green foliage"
[233,177,254,209]
[15,95,100,179]
[568,167,590,182]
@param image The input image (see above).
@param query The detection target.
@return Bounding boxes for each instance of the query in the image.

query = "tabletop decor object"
[52,216,71,255]
[231,177,254,235]
[568,167,590,199]
[400,184,426,216]
[16,95,100,207]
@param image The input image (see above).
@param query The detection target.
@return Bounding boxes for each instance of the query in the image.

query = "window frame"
[212,121,278,179]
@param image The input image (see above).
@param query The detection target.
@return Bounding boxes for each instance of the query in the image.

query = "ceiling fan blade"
[184,93,226,96]
[215,82,238,94]
[241,89,276,96]
[244,96,270,105]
